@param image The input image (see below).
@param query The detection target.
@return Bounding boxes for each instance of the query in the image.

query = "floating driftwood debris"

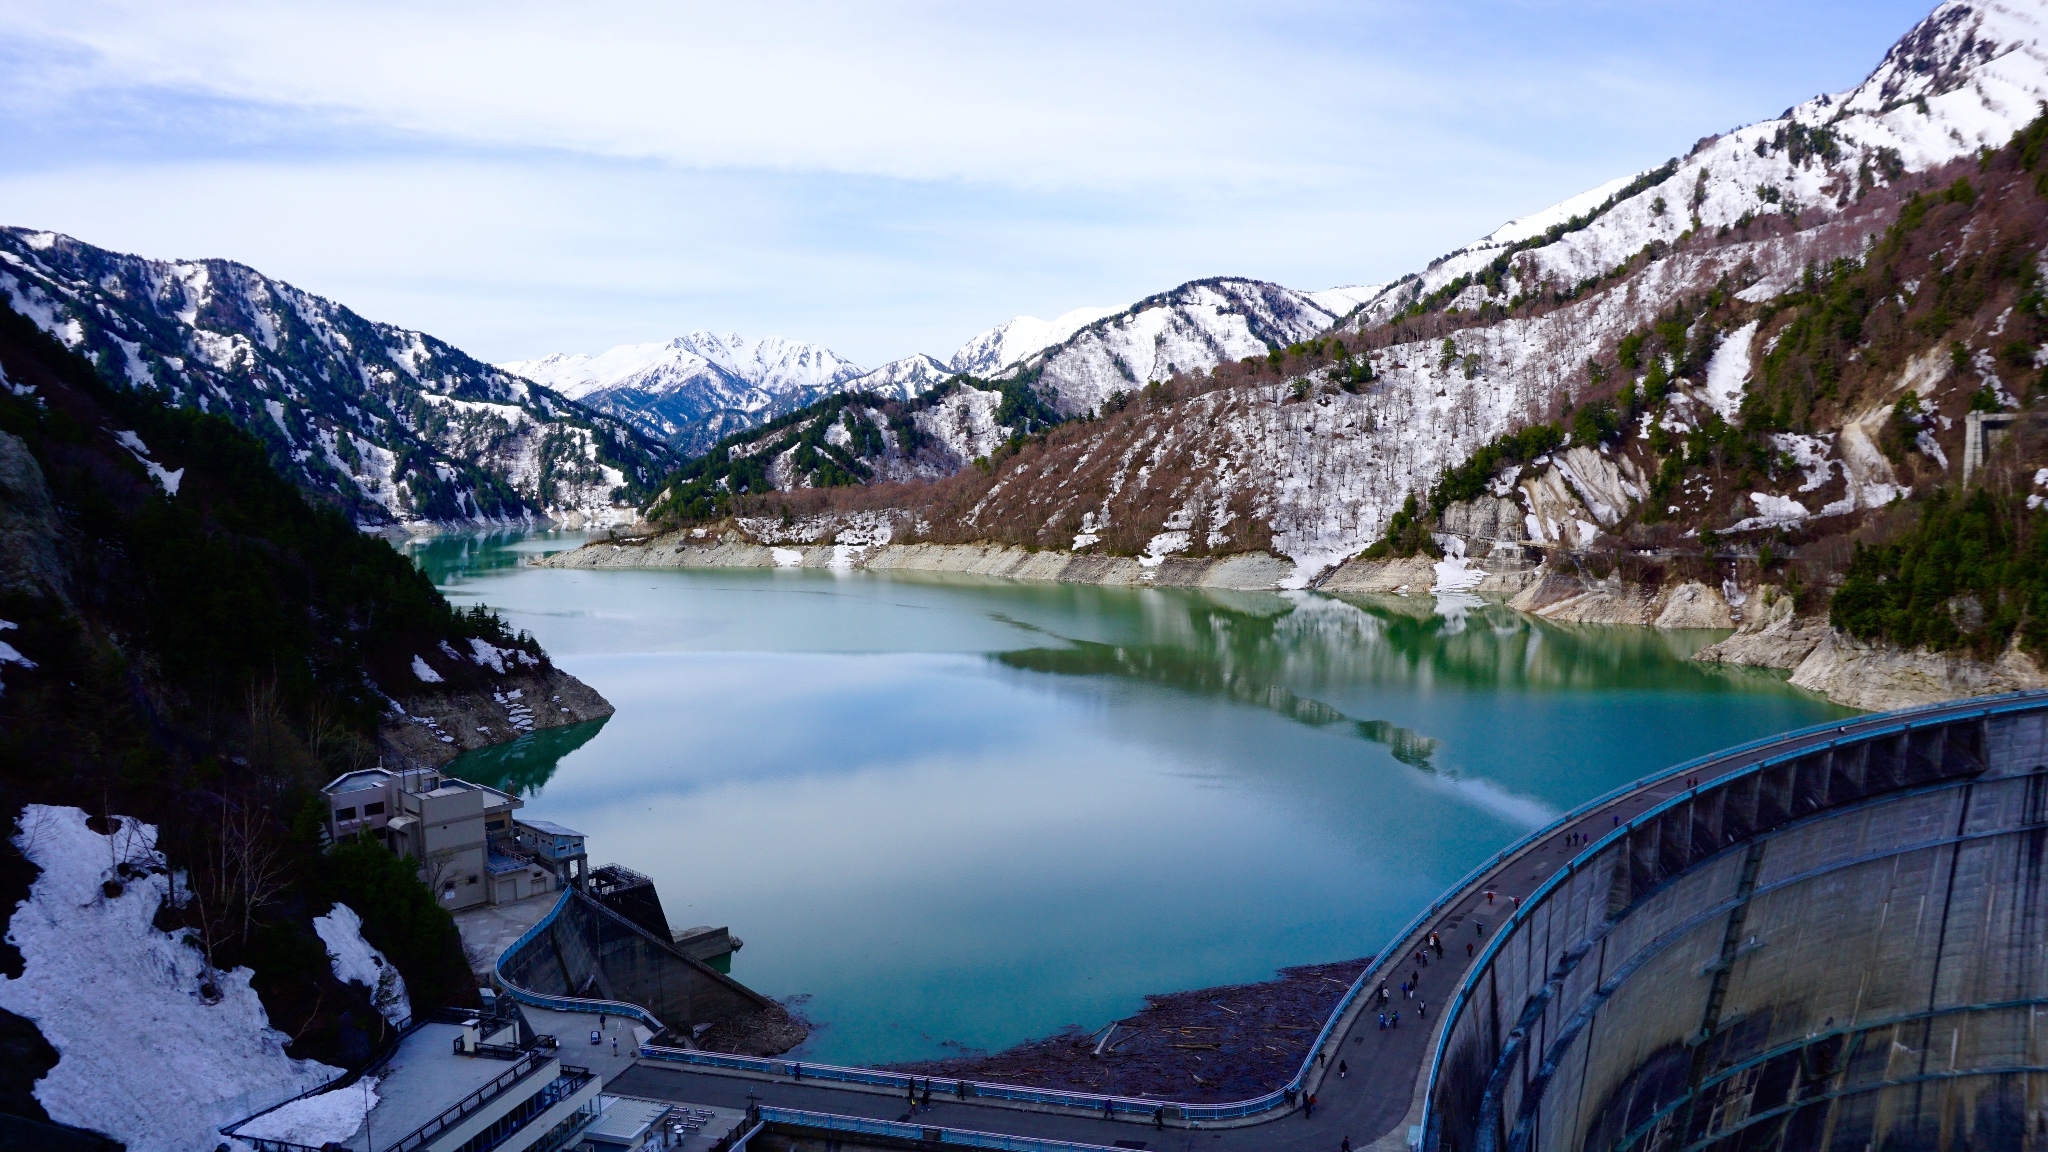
[886,958,1370,1103]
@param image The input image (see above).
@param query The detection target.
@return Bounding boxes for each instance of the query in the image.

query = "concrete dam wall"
[499,889,770,1033]
[1427,701,2048,1152]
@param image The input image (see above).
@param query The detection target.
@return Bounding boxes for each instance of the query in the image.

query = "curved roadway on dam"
[584,692,2048,1152]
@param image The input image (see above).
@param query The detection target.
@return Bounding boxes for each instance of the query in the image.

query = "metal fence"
[757,1105,1127,1150]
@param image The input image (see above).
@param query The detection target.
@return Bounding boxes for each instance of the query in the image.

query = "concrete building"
[517,818,591,890]
[321,767,571,912]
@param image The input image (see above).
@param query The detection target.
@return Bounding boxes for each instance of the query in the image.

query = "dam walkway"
[575,693,2048,1152]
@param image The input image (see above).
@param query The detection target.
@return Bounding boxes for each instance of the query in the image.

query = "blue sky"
[1,1,1936,367]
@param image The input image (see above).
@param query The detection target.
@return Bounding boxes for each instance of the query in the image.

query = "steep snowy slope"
[999,278,1350,415]
[1355,0,2048,325]
[0,806,340,1152]
[949,306,1118,376]
[641,0,2048,598]
[503,332,866,454]
[0,228,667,528]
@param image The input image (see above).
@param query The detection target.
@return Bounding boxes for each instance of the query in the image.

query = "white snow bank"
[0,619,31,696]
[1726,491,1812,532]
[411,655,443,683]
[1700,322,1758,420]
[0,805,339,1152]
[1430,553,1486,594]
[232,1077,379,1147]
[313,904,411,1030]
[771,547,803,567]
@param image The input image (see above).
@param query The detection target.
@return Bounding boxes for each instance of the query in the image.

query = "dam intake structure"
[495,865,776,1044]
[1426,697,2048,1152]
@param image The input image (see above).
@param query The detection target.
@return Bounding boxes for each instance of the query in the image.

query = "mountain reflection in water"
[418,546,1854,1067]
[990,591,1789,774]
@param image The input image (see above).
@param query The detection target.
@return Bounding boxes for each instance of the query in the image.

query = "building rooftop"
[323,769,393,795]
[585,1097,671,1144]
[339,1022,546,1152]
[520,819,585,838]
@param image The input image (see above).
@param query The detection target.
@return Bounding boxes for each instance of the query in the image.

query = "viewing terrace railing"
[1416,690,2047,1152]
[493,888,668,1032]
[756,1105,1126,1150]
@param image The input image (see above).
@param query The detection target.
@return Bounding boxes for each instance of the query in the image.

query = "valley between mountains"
[9,0,2048,714]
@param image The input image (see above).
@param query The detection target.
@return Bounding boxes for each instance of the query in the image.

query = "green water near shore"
[414,531,1853,1065]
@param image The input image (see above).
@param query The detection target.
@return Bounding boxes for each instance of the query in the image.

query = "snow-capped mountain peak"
[1352,0,2048,328]
[501,332,869,454]
[502,331,863,402]
[949,306,1118,377]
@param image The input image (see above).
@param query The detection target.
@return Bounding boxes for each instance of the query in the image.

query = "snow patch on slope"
[232,1078,380,1148]
[313,904,411,1030]
[1701,321,1759,420]
[0,805,339,1152]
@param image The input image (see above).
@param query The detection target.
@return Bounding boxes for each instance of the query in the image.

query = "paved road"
[608,705,1985,1152]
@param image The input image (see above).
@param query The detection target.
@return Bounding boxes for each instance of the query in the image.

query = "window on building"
[364,802,385,817]
[485,819,505,832]
[468,874,479,885]
[335,807,357,821]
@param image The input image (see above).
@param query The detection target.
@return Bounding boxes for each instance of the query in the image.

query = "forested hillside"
[0,295,585,1141]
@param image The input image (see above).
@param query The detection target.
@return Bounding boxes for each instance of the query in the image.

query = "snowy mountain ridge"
[631,0,2048,597]
[502,332,869,456]
[994,277,1354,416]
[1355,0,2048,325]
[948,306,1120,376]
[0,228,671,528]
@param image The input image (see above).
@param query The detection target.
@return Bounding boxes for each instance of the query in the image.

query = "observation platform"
[521,693,2048,1152]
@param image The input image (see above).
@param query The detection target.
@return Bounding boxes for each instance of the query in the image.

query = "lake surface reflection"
[412,531,1853,1065]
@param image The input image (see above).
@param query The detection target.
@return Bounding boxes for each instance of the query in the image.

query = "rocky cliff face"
[379,666,613,766]
[0,228,671,529]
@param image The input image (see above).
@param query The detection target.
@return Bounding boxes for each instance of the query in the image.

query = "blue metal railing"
[1415,690,2048,1151]
[494,889,667,1032]
[757,1105,1127,1150]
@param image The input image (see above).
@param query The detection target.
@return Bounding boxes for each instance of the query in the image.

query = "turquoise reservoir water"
[412,532,1854,1066]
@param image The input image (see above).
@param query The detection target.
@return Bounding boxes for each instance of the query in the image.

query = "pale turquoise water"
[411,532,1854,1065]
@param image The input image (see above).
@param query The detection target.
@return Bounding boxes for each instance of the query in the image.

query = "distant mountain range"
[621,0,2048,590]
[7,0,2030,546]
[500,283,1385,453]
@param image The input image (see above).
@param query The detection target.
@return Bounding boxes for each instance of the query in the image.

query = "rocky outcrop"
[1317,550,1539,596]
[0,430,68,605]
[1693,590,1830,669]
[1508,568,1735,628]
[380,667,614,766]
[1784,633,2048,712]
[535,530,1297,590]
[1695,587,2048,710]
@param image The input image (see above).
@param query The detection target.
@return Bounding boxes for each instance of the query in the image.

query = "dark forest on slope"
[0,297,525,1133]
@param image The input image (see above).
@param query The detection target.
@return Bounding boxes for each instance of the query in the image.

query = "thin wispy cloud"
[0,1,1934,364]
